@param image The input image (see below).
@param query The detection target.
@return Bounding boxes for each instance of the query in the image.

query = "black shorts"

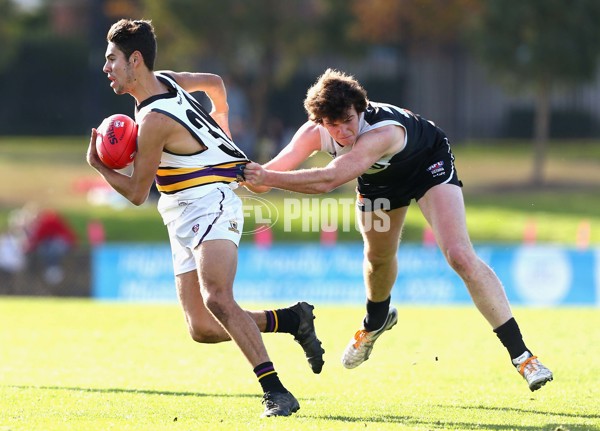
[356,138,463,212]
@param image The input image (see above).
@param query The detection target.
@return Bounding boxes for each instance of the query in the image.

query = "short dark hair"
[107,19,157,70]
[303,68,368,124]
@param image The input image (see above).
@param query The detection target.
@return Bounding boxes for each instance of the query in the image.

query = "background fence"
[92,243,600,306]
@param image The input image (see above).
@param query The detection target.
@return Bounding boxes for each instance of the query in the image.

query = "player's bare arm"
[243,121,322,194]
[159,70,231,138]
[86,112,167,205]
[245,125,405,194]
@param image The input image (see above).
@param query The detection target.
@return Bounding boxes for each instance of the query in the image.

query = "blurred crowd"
[0,203,77,286]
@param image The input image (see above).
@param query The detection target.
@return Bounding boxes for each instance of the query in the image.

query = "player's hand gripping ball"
[95,114,138,169]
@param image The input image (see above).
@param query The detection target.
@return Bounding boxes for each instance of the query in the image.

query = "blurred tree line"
[1,0,600,184]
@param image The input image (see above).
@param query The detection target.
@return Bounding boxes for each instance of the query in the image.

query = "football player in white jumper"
[87,19,324,417]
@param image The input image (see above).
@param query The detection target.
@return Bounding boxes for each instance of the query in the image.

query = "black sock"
[493,317,530,360]
[264,308,300,334]
[363,296,391,331]
[254,361,287,394]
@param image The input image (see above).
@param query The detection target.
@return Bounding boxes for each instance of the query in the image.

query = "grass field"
[1,297,599,431]
[1,138,599,430]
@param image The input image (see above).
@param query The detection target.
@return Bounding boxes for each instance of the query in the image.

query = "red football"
[95,114,138,169]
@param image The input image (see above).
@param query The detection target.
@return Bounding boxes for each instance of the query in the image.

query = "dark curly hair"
[107,19,157,71]
[303,68,368,124]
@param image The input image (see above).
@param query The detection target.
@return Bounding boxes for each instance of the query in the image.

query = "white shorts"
[166,186,243,275]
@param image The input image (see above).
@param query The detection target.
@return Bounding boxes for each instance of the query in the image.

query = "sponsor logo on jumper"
[192,224,199,233]
[427,161,445,177]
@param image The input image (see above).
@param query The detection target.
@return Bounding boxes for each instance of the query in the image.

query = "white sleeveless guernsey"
[135,72,248,224]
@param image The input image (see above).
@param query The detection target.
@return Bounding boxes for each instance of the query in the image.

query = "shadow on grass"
[316,415,600,431]
[317,413,597,431]
[443,404,600,420]
[10,385,257,399]
[310,403,599,431]
[9,385,599,430]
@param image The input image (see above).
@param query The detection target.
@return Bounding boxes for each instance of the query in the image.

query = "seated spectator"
[20,206,77,285]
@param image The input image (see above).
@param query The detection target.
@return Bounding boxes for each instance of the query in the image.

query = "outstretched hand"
[242,162,266,186]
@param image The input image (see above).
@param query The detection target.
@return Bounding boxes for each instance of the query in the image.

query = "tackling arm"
[244,125,403,194]
[243,121,322,194]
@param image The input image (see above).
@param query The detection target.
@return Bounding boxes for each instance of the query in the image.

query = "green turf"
[1,297,598,430]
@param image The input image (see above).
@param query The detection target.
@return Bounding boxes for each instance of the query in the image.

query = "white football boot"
[513,351,553,391]
[341,307,398,369]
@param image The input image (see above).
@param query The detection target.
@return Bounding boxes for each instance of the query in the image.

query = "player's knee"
[188,323,221,344]
[202,292,233,322]
[444,244,477,277]
[364,247,396,269]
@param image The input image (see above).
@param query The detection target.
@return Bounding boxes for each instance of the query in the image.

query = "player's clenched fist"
[242,162,266,186]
